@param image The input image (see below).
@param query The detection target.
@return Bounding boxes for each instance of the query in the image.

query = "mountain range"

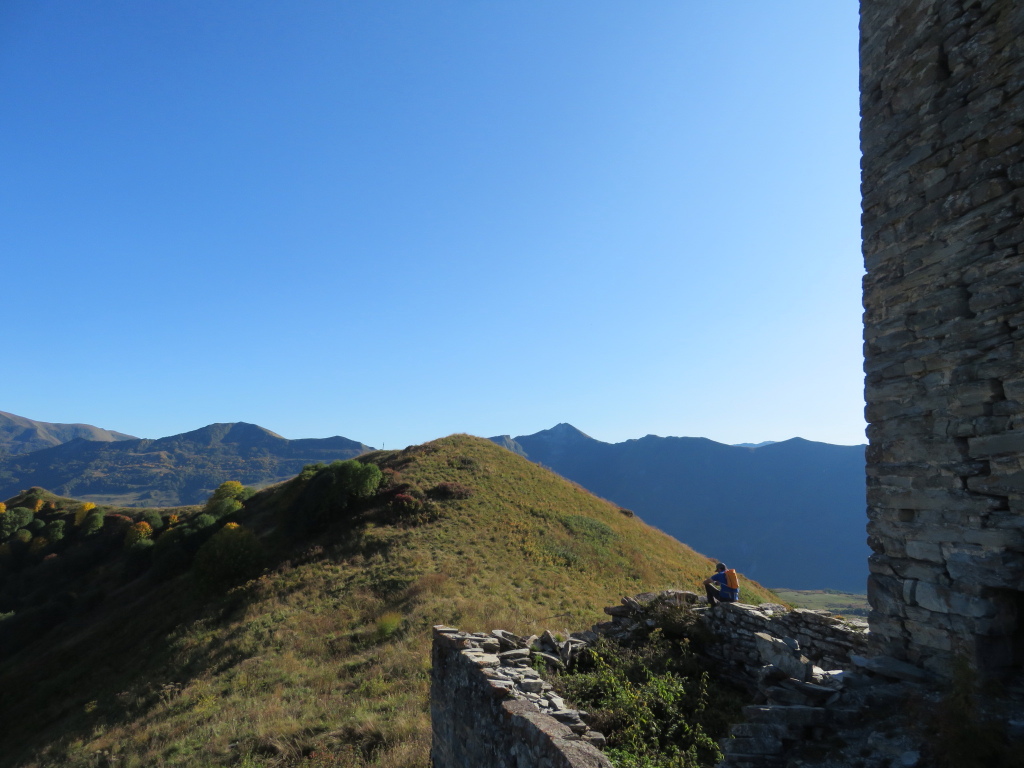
[0,420,372,506]
[0,412,867,590]
[0,411,135,457]
[489,424,868,592]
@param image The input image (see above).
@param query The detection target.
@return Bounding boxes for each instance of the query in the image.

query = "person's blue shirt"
[711,571,739,602]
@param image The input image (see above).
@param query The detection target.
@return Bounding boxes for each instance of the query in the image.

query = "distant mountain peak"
[531,423,593,441]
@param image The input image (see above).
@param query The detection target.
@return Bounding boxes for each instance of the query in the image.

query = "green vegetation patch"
[553,627,743,768]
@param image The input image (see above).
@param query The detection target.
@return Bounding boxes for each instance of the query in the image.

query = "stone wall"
[430,627,611,768]
[596,592,869,690]
[700,602,869,684]
[861,0,1024,675]
[431,592,872,768]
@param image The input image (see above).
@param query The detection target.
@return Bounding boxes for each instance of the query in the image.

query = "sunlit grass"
[1,435,778,768]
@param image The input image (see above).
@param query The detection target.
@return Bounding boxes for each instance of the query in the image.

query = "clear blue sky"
[2,1,865,448]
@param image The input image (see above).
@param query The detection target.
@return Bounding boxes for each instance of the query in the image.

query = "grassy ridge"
[0,435,776,768]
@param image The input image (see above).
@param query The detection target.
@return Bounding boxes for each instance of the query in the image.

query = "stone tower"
[861,0,1024,675]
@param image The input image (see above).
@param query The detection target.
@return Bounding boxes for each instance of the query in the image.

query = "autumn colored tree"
[74,502,97,527]
[0,502,6,515]
[125,521,153,547]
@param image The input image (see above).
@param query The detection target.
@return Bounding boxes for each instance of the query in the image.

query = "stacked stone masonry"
[431,592,875,768]
[430,626,612,768]
[861,0,1024,676]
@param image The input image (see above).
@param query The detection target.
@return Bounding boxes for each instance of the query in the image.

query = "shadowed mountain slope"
[0,421,373,507]
[0,434,775,768]
[489,424,868,592]
[0,411,135,457]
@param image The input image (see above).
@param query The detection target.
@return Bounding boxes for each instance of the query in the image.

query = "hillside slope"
[0,434,775,768]
[490,424,868,592]
[0,411,135,457]
[0,421,373,507]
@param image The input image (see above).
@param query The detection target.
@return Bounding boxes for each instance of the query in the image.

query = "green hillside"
[0,434,776,768]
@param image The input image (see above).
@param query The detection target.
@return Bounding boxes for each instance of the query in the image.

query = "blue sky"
[2,1,864,448]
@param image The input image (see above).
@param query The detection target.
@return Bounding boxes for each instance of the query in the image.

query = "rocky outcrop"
[862,0,1024,676]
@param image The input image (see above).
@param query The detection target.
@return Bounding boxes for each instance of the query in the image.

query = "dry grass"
[0,435,778,768]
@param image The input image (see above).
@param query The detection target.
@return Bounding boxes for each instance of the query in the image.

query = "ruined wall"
[861,0,1024,674]
[430,627,611,768]
[431,593,871,767]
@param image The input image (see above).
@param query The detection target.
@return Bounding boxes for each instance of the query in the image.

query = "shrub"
[141,511,164,530]
[106,514,133,533]
[428,481,474,500]
[373,611,404,642]
[82,511,104,536]
[1,508,34,540]
[294,460,383,532]
[124,521,153,547]
[204,481,255,519]
[554,634,741,768]
[27,518,45,533]
[74,502,97,527]
[192,523,264,590]
[44,520,66,543]
[14,529,32,545]
[298,462,327,482]
[192,514,217,530]
[390,493,422,513]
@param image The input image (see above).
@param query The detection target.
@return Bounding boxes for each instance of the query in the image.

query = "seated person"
[703,562,739,605]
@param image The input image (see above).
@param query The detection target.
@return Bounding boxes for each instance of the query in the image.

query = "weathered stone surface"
[431,627,613,768]
[849,654,935,685]
[862,0,1024,679]
[754,633,812,682]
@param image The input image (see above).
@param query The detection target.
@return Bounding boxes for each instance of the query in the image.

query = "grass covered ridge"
[0,434,775,768]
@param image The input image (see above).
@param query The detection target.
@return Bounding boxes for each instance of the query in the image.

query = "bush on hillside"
[204,480,255,519]
[82,511,104,536]
[74,502,97,527]
[554,631,742,768]
[124,522,153,547]
[294,460,383,533]
[44,520,65,543]
[1,508,33,540]
[141,511,164,531]
[192,523,264,590]
[192,514,217,530]
[428,481,474,500]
